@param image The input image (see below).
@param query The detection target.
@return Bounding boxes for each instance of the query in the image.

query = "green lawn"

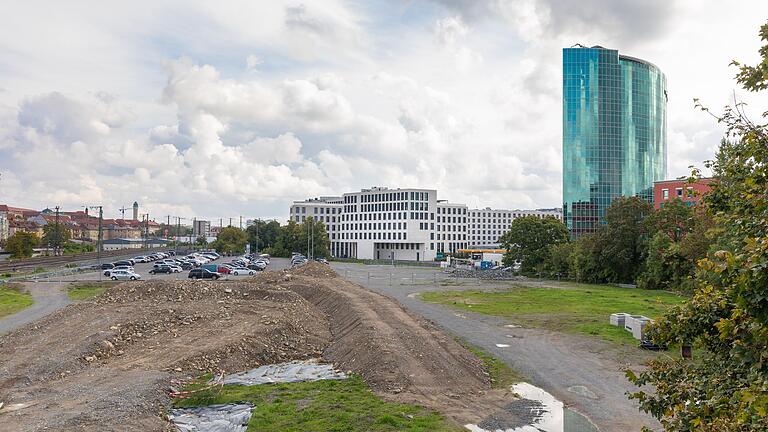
[174,375,462,432]
[0,284,33,318]
[420,283,686,345]
[67,282,118,301]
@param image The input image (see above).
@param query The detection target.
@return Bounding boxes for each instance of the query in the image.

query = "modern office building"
[192,220,211,237]
[563,45,667,237]
[468,208,563,248]
[290,187,563,261]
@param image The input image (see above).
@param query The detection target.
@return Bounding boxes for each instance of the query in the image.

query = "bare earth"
[0,263,511,431]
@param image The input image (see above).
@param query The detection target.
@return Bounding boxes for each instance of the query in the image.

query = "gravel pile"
[445,268,525,280]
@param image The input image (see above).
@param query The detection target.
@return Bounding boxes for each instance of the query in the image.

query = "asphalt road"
[330,262,662,432]
[0,281,71,335]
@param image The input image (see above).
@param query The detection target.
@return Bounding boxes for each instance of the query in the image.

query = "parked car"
[104,265,133,276]
[231,267,254,276]
[246,264,264,271]
[178,262,193,270]
[109,270,141,281]
[188,268,220,280]
[149,265,173,274]
[216,265,232,274]
[100,263,115,270]
[315,258,329,265]
[113,260,133,267]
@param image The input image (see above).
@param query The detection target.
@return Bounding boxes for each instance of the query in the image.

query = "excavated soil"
[0,280,329,431]
[0,262,512,431]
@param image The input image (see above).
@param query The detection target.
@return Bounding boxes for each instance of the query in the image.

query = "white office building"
[289,187,562,261]
[468,207,563,248]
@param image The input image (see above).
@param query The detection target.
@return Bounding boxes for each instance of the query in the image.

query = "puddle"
[217,360,347,386]
[465,382,598,432]
[169,403,253,432]
[495,343,510,348]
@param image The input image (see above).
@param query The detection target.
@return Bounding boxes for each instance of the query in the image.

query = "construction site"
[0,262,531,431]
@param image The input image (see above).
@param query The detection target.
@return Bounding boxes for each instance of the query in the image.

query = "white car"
[231,267,255,276]
[109,270,141,281]
[168,265,182,273]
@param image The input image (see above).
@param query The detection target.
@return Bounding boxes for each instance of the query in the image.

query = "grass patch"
[455,339,523,388]
[67,282,118,301]
[0,283,33,318]
[174,375,462,431]
[420,283,686,345]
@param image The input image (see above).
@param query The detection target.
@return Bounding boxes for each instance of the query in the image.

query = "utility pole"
[119,206,128,220]
[191,217,196,246]
[166,215,171,238]
[54,206,60,256]
[87,206,104,278]
[229,217,232,227]
[175,216,186,254]
[239,215,242,230]
[255,219,259,253]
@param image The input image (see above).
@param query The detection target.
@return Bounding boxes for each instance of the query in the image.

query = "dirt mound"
[0,279,329,432]
[280,266,512,425]
[287,261,338,278]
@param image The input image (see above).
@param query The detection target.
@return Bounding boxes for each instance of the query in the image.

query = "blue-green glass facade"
[563,46,667,237]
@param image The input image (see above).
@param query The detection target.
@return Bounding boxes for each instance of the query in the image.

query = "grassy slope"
[67,282,118,301]
[0,284,34,318]
[175,376,462,432]
[421,283,685,345]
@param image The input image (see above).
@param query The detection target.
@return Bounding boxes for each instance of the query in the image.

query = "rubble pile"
[445,268,526,280]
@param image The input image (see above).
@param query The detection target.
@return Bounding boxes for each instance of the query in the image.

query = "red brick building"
[653,178,714,209]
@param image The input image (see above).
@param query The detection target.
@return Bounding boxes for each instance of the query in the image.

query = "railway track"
[0,248,174,273]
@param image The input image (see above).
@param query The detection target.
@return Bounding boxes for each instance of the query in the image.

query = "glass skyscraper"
[562,45,667,237]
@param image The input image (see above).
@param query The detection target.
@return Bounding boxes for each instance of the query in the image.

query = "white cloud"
[0,0,766,222]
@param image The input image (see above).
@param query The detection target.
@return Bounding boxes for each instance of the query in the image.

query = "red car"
[217,265,232,274]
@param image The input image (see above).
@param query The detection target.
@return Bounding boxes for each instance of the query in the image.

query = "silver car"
[109,270,141,281]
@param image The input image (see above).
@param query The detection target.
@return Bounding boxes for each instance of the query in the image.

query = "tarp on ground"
[169,403,253,432]
[218,360,347,386]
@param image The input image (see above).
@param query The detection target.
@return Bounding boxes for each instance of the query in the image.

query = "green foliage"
[174,375,460,431]
[0,284,33,318]
[67,282,117,301]
[42,223,71,248]
[627,21,768,430]
[246,220,281,252]
[272,217,330,258]
[421,283,684,345]
[541,242,575,278]
[499,216,569,275]
[62,241,95,255]
[5,231,39,258]
[598,196,654,283]
[195,235,208,247]
[209,227,247,255]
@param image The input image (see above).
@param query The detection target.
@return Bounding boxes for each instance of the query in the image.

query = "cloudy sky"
[0,1,766,222]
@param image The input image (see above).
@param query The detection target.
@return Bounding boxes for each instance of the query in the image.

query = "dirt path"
[0,281,71,335]
[332,262,663,432]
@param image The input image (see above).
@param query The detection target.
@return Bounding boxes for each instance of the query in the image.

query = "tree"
[6,231,39,259]
[627,22,768,430]
[500,216,569,275]
[541,242,575,278]
[195,235,208,247]
[297,217,330,258]
[598,196,653,284]
[209,227,247,255]
[246,220,281,251]
[42,223,70,251]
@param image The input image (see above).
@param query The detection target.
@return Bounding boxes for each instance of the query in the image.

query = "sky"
[0,1,766,222]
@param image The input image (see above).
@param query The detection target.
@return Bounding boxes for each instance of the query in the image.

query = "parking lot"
[72,256,292,282]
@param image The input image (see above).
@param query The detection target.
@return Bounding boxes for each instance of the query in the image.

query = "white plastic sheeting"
[169,403,253,432]
[218,360,348,386]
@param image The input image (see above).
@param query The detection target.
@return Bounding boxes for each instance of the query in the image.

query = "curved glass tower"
[563,45,667,238]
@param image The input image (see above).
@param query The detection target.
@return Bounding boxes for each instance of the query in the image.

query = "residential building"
[102,237,170,251]
[193,220,211,237]
[290,188,563,261]
[653,178,714,209]
[563,45,667,238]
[0,206,9,243]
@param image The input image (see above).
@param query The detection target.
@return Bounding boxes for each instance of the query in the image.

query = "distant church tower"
[132,202,139,221]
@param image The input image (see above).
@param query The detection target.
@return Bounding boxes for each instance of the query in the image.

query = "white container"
[610,313,630,327]
[624,315,645,332]
[631,317,653,340]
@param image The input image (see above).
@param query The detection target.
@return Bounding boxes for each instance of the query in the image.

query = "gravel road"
[331,262,663,432]
[0,281,71,335]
